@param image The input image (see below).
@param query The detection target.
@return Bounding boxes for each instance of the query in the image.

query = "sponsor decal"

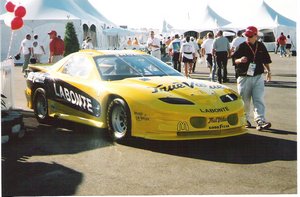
[54,83,93,113]
[209,124,230,130]
[134,112,149,121]
[151,81,225,94]
[177,121,189,132]
[152,81,207,93]
[200,107,229,113]
[209,85,224,89]
[208,116,227,123]
[49,79,101,117]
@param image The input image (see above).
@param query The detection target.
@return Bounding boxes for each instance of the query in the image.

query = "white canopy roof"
[0,0,115,61]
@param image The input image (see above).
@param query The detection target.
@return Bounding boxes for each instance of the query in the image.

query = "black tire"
[33,88,50,124]
[106,98,131,142]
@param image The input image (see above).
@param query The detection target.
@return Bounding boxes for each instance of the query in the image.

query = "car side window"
[61,56,92,78]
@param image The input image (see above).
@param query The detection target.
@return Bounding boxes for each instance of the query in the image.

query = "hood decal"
[151,81,224,94]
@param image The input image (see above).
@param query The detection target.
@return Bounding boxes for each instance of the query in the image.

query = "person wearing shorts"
[179,36,195,77]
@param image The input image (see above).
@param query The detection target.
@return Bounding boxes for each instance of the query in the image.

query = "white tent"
[169,5,231,37]
[0,0,115,62]
[222,1,296,51]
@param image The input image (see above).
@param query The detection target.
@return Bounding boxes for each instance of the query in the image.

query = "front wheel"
[107,98,131,142]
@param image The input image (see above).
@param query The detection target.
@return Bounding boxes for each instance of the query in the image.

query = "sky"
[88,0,298,29]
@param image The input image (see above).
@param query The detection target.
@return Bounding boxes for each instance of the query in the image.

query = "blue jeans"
[237,74,266,122]
[279,45,286,56]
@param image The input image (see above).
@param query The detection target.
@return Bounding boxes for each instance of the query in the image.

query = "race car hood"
[107,76,239,105]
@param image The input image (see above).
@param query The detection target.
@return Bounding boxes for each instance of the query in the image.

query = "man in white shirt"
[231,30,246,78]
[147,31,161,60]
[32,34,46,63]
[168,34,182,72]
[201,32,215,81]
[19,34,33,72]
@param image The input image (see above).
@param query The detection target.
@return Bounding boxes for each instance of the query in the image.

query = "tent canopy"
[0,0,115,61]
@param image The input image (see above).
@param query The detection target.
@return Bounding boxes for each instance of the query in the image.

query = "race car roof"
[79,49,146,57]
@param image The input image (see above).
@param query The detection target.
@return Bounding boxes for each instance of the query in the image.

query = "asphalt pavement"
[1,52,297,195]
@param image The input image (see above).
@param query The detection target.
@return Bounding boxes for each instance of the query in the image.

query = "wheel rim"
[111,105,127,138]
[36,94,47,119]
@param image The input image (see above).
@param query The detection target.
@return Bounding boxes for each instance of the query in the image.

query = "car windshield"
[94,54,182,81]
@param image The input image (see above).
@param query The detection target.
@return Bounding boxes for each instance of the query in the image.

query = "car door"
[49,54,101,124]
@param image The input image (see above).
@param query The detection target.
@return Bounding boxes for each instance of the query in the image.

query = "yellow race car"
[25,50,247,141]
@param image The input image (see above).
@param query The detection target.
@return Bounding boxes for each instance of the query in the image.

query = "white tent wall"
[0,19,82,63]
[0,0,115,62]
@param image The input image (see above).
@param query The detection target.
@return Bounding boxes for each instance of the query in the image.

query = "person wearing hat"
[232,26,272,131]
[48,30,65,63]
[32,34,46,63]
[19,34,33,72]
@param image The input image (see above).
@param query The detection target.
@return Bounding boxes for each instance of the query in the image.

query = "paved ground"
[1,53,297,195]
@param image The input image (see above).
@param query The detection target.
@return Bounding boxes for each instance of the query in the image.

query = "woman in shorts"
[179,36,196,77]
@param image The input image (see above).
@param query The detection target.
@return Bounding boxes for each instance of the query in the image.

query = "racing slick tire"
[33,88,51,124]
[107,98,131,142]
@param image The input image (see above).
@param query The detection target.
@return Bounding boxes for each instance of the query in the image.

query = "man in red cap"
[48,30,65,63]
[232,26,272,131]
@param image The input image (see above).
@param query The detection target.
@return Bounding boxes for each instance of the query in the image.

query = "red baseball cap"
[48,30,57,36]
[244,26,258,37]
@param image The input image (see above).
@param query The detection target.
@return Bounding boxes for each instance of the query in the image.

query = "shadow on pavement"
[265,80,296,88]
[2,110,112,196]
[120,133,297,164]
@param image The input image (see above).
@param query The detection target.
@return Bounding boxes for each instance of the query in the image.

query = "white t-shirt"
[201,38,214,55]
[180,42,195,59]
[20,39,32,55]
[82,41,94,49]
[32,39,44,55]
[168,39,181,53]
[147,37,161,51]
[231,36,246,51]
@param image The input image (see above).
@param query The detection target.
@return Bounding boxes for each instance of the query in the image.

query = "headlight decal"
[159,97,194,105]
[220,93,238,103]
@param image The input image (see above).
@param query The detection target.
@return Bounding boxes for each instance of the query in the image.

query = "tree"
[64,22,80,56]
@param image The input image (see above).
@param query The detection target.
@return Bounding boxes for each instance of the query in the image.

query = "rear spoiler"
[28,64,52,72]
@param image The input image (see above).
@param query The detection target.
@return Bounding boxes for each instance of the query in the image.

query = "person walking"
[277,32,287,57]
[168,34,182,72]
[32,34,46,63]
[147,31,161,60]
[232,26,272,131]
[201,32,215,81]
[231,30,246,79]
[212,30,230,83]
[190,37,200,73]
[285,35,293,57]
[48,30,65,63]
[179,36,195,77]
[19,34,33,72]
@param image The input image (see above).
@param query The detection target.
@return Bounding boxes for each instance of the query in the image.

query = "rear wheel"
[33,88,50,124]
[107,98,131,142]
